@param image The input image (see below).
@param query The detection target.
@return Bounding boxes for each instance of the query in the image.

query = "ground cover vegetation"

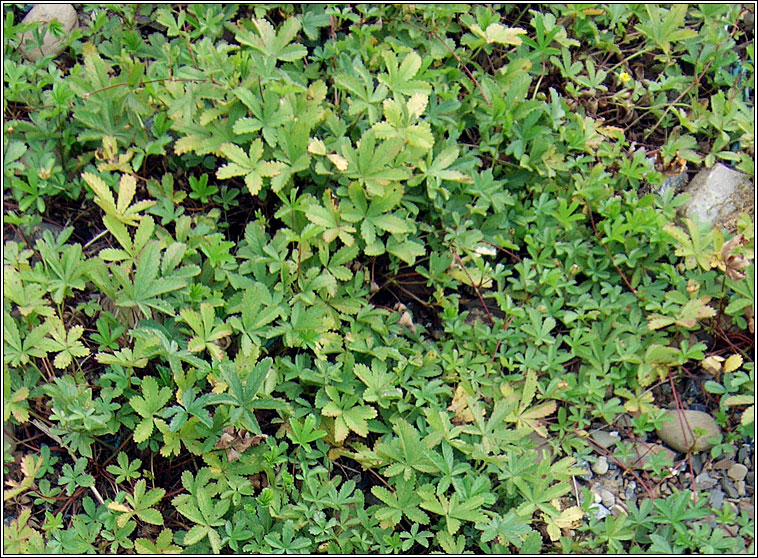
[2,3,755,554]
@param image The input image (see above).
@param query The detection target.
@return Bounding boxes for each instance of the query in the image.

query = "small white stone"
[599,489,615,509]
[592,456,609,475]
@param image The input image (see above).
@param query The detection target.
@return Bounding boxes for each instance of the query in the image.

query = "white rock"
[599,489,615,509]
[728,462,748,482]
[679,163,753,229]
[20,4,78,62]
[592,456,609,475]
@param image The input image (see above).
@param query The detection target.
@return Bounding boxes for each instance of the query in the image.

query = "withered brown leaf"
[215,427,268,462]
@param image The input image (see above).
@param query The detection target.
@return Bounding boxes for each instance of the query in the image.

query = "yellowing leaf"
[597,125,624,139]
[327,153,349,171]
[741,405,754,426]
[484,23,526,45]
[554,506,584,527]
[448,385,475,424]
[723,354,743,373]
[544,506,584,542]
[723,394,754,407]
[407,93,428,118]
[701,355,725,375]
[108,501,132,514]
[308,138,326,155]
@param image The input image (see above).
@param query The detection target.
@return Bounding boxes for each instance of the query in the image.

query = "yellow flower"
[619,71,632,84]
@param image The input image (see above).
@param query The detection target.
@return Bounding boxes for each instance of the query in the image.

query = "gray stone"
[623,481,637,503]
[746,471,754,488]
[694,472,718,490]
[615,414,634,428]
[599,488,615,508]
[592,456,609,476]
[736,480,746,497]
[590,503,611,520]
[577,459,593,481]
[691,453,704,475]
[728,462,748,482]
[737,444,753,466]
[739,500,754,521]
[656,410,721,453]
[679,163,754,231]
[20,4,78,62]
[708,487,725,510]
[722,477,739,499]
[610,504,628,518]
[591,431,621,450]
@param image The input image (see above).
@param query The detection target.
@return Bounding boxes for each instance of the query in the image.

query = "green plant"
[2,3,754,555]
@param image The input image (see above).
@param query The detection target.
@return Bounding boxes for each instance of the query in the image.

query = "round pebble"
[599,489,615,508]
[656,410,721,453]
[592,456,609,475]
[728,462,748,482]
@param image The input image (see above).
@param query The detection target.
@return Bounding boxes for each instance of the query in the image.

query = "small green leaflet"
[374,418,439,480]
[378,51,431,97]
[353,360,402,408]
[38,317,89,369]
[216,140,285,197]
[371,476,430,529]
[321,386,377,443]
[129,376,172,443]
[235,18,308,64]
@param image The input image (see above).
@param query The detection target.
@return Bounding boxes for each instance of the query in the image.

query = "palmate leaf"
[353,360,402,408]
[82,172,155,227]
[375,418,439,480]
[663,218,717,271]
[371,476,429,529]
[3,314,49,367]
[216,140,285,196]
[128,376,172,443]
[179,303,232,362]
[235,18,308,63]
[339,130,410,197]
[112,241,196,319]
[37,317,89,369]
[418,489,488,535]
[378,51,431,97]
[321,386,377,443]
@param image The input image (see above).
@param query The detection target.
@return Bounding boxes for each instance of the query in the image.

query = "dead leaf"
[215,427,267,462]
[448,385,475,425]
[720,234,749,280]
